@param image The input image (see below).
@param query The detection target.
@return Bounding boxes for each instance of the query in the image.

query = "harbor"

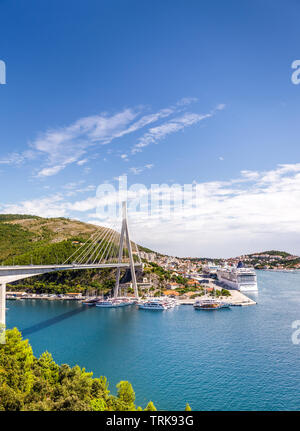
[4,270,300,411]
[6,287,257,307]
[178,289,256,306]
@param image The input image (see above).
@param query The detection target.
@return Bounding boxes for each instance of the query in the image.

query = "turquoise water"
[6,271,300,410]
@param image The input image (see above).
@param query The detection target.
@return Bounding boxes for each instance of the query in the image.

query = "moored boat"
[217,261,258,292]
[138,300,169,310]
[95,298,135,308]
[82,298,99,306]
[138,297,177,310]
[194,298,230,310]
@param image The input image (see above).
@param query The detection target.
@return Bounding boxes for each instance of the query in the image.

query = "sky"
[0,0,300,257]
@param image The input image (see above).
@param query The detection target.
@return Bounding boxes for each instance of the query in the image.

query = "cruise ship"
[217,262,258,292]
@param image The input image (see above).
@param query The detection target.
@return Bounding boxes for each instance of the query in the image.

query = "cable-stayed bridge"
[0,202,143,328]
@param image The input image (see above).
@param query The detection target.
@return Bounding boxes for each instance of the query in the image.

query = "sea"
[6,271,300,411]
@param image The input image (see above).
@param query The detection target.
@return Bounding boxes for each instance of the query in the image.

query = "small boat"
[95,298,134,308]
[194,299,230,310]
[139,300,168,310]
[138,297,176,310]
[82,298,99,306]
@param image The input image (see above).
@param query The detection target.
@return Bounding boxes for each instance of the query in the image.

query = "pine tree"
[144,401,157,411]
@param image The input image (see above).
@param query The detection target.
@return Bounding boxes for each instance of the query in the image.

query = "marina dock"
[178,289,257,306]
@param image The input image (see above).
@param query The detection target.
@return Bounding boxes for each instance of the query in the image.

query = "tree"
[116,381,136,410]
[0,327,35,394]
[144,401,157,411]
[0,384,23,411]
[37,351,59,385]
[90,398,107,411]
[0,329,158,412]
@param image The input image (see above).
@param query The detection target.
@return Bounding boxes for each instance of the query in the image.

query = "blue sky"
[0,0,300,257]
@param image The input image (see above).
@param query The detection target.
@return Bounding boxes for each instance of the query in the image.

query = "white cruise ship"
[217,262,258,292]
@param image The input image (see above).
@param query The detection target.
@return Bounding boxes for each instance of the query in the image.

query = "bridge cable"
[95,227,117,264]
[89,225,117,264]
[104,229,119,263]
[100,227,117,263]
[68,227,105,265]
[75,227,108,265]
[62,229,103,264]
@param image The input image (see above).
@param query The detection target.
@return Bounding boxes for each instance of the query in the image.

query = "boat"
[96,299,124,308]
[82,298,99,306]
[194,299,230,310]
[95,298,134,308]
[217,261,258,292]
[139,299,169,310]
[138,297,177,310]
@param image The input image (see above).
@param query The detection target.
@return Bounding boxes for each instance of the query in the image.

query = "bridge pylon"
[114,201,140,299]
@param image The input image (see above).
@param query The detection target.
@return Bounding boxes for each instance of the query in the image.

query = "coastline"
[6,289,257,306]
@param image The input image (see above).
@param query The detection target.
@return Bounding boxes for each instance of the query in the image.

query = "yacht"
[82,297,99,306]
[95,298,132,308]
[138,297,176,310]
[217,261,258,292]
[194,298,230,310]
[139,300,169,310]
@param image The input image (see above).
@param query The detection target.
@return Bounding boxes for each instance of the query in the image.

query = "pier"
[178,289,256,306]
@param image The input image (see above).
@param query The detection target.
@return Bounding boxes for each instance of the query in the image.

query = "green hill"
[0,214,100,264]
[249,250,292,258]
[0,214,133,293]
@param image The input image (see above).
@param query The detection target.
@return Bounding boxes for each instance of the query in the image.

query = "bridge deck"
[0,263,142,270]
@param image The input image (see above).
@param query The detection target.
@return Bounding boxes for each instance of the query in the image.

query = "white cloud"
[38,165,66,177]
[3,163,300,256]
[129,167,143,175]
[77,158,89,166]
[0,98,216,177]
[176,97,198,106]
[129,164,154,175]
[0,150,35,165]
[84,163,300,257]
[0,194,67,218]
[33,109,137,177]
[120,153,129,162]
[131,111,214,154]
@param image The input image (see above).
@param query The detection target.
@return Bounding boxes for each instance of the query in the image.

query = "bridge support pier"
[114,202,139,299]
[0,283,6,341]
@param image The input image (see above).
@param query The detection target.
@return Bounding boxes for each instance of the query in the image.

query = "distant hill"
[238,250,300,270]
[248,250,293,258]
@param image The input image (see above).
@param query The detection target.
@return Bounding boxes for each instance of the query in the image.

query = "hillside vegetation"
[0,328,159,411]
[0,215,124,291]
[0,214,99,264]
[249,250,292,258]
